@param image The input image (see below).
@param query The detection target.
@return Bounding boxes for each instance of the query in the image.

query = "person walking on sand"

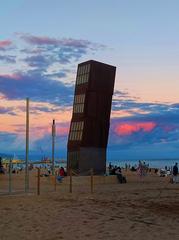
[173,163,178,183]
[137,160,144,180]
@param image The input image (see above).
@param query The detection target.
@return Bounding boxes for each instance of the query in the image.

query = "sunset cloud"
[24,55,52,68]
[115,122,156,136]
[0,55,16,63]
[31,123,69,139]
[0,106,16,115]
[109,106,179,154]
[0,34,105,109]
[18,33,105,66]
[0,33,92,108]
[0,40,12,50]
[0,73,73,106]
[20,34,104,49]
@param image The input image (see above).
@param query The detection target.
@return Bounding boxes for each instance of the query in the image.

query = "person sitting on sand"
[111,165,118,175]
[131,166,136,172]
[59,167,65,177]
[56,167,66,183]
[115,167,126,183]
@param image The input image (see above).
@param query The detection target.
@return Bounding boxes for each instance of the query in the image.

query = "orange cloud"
[115,122,156,136]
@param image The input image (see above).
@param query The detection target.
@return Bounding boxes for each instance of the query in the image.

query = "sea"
[7,154,179,170]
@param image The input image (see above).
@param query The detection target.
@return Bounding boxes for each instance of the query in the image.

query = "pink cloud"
[55,126,69,136]
[31,124,69,139]
[21,34,91,48]
[23,35,59,45]
[115,121,156,136]
[0,73,21,80]
[162,125,175,132]
[0,40,12,49]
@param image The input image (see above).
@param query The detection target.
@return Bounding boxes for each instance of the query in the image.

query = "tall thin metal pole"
[25,98,29,192]
[52,119,56,175]
[90,168,94,194]
[37,168,40,195]
[9,158,12,194]
[69,168,72,193]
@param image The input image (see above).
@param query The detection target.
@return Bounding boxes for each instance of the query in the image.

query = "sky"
[0,0,179,160]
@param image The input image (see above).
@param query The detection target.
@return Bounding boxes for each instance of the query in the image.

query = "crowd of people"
[108,161,150,183]
[1,156,179,184]
[39,166,67,181]
[108,160,179,184]
[0,158,67,183]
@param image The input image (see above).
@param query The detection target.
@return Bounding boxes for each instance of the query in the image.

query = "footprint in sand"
[83,220,88,224]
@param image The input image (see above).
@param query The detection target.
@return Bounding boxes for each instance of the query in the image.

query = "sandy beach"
[0,170,179,240]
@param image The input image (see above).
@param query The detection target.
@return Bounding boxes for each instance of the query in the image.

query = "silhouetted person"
[0,157,5,174]
[173,163,178,183]
[115,167,126,183]
[131,166,136,172]
[113,166,118,175]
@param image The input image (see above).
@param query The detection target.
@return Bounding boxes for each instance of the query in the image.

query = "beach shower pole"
[52,119,56,175]
[25,98,29,192]
[90,168,94,194]
[54,171,57,191]
[37,168,40,195]
[69,168,72,193]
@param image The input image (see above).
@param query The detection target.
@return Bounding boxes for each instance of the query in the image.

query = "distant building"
[67,60,116,174]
